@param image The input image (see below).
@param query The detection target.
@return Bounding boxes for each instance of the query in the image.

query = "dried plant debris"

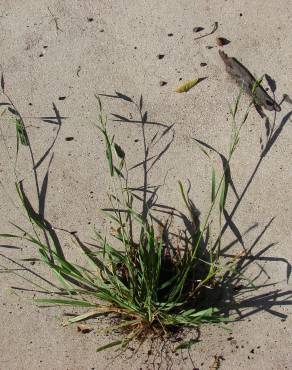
[219,50,281,111]
[216,37,230,46]
[282,93,292,104]
[48,7,63,33]
[194,21,218,40]
[77,324,93,334]
[209,354,224,370]
[193,26,204,33]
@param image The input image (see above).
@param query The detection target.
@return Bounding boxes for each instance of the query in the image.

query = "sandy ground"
[0,1,292,369]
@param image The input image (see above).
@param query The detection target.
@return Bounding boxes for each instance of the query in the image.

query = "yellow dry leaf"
[175,78,199,93]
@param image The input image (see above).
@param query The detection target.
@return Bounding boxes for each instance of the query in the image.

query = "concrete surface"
[0,0,292,369]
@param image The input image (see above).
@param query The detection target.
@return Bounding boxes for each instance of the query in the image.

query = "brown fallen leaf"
[215,37,230,46]
[219,50,281,112]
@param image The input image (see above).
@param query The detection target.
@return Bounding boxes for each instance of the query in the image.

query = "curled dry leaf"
[219,50,281,112]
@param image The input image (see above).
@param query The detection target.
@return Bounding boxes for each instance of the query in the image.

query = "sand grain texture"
[0,1,292,369]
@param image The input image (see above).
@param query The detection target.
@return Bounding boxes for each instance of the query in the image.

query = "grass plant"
[0,82,259,351]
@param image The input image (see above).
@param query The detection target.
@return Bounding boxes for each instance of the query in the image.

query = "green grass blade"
[219,177,227,212]
[67,309,101,324]
[211,167,216,203]
[96,340,123,352]
[34,298,96,307]
[15,118,29,146]
[174,339,199,351]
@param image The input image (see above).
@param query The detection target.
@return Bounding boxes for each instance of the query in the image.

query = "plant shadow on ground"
[1,80,292,367]
[0,87,66,288]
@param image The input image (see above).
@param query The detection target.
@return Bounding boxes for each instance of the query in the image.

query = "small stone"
[87,17,94,22]
[159,80,167,86]
[240,13,243,16]
[39,53,44,57]
[193,26,204,33]
[168,33,173,37]
[65,137,74,141]
[206,45,213,49]
[157,54,165,59]
[99,29,104,32]
[58,96,66,100]
[200,62,207,67]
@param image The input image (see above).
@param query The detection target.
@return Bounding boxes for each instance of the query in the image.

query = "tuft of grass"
[0,84,259,352]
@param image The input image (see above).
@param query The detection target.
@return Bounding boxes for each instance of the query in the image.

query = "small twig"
[194,21,218,40]
[48,7,63,33]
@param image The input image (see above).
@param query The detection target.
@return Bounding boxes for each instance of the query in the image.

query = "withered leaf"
[175,78,199,93]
